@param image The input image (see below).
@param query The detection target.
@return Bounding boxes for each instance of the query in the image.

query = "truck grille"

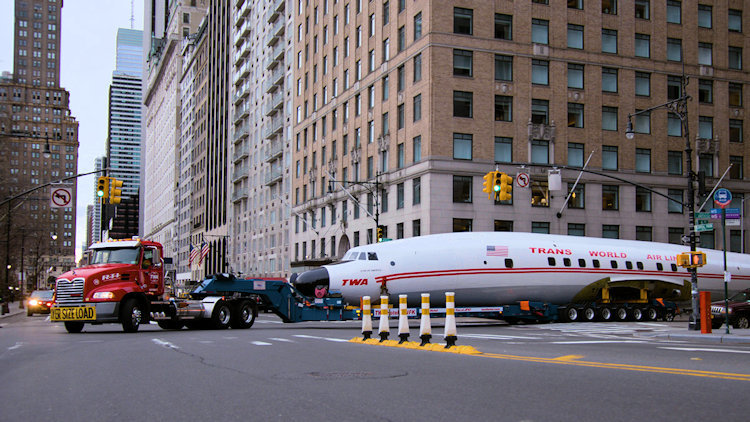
[55,278,85,305]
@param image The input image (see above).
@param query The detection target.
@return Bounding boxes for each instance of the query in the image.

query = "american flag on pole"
[199,241,210,265]
[189,244,200,266]
[486,245,509,257]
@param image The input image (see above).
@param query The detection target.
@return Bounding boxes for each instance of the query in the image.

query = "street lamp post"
[626,74,700,330]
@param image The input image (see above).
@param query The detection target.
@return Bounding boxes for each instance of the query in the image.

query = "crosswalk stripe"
[251,341,272,346]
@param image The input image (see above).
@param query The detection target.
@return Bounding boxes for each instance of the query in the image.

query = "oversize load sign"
[51,306,96,321]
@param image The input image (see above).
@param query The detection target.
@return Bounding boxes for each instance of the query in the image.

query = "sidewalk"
[639,324,750,345]
[0,300,27,319]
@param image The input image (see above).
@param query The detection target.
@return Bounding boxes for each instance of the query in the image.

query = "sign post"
[714,188,732,334]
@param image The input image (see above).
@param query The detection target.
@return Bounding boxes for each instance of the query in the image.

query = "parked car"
[711,289,750,329]
[27,290,54,316]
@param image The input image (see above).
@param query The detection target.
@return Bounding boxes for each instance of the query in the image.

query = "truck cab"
[51,238,164,333]
[711,289,750,329]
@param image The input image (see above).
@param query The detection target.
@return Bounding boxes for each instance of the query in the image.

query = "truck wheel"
[600,307,612,321]
[663,312,675,322]
[121,298,143,333]
[64,321,84,333]
[646,307,658,321]
[231,300,258,329]
[632,308,644,321]
[564,307,579,322]
[583,307,596,321]
[733,315,749,329]
[616,307,629,321]
[211,301,231,329]
[27,310,33,316]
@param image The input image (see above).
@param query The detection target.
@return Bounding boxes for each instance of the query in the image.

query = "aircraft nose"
[291,267,330,298]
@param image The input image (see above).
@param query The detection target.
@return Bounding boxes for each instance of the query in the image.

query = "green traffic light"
[493,184,500,192]
[96,190,104,197]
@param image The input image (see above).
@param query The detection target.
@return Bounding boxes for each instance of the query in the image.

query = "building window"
[666,76,681,100]
[602,106,618,131]
[413,135,421,162]
[495,137,512,163]
[453,49,473,77]
[602,0,617,15]
[413,219,421,237]
[453,91,473,118]
[454,7,472,35]
[668,189,683,213]
[698,79,713,103]
[667,38,682,61]
[568,183,585,209]
[495,95,512,121]
[667,1,681,24]
[636,187,651,211]
[414,12,422,40]
[397,65,405,91]
[568,103,584,128]
[397,104,405,129]
[730,119,743,143]
[495,220,513,231]
[698,4,712,28]
[397,183,404,209]
[602,185,619,210]
[635,72,650,96]
[668,151,683,175]
[729,156,744,180]
[531,180,549,207]
[729,47,742,70]
[397,142,404,168]
[495,55,513,81]
[531,140,549,164]
[668,113,682,137]
[729,83,742,107]
[634,110,650,134]
[635,33,650,58]
[453,218,473,232]
[568,223,585,236]
[532,19,549,44]
[728,9,742,33]
[602,146,618,170]
[602,67,618,92]
[698,43,712,66]
[397,25,405,52]
[602,29,617,53]
[636,226,652,241]
[699,153,714,177]
[602,224,619,239]
[699,231,715,249]
[413,94,422,121]
[413,177,421,205]
[568,63,584,89]
[568,143,584,167]
[453,133,472,160]
[532,60,548,85]
[699,116,713,139]
[635,0,649,19]
[567,24,583,49]
[413,53,422,82]
[531,99,549,124]
[532,222,550,234]
[569,0,583,9]
[495,14,512,40]
[452,176,472,203]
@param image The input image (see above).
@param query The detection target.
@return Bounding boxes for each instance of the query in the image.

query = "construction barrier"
[378,295,390,342]
[419,293,432,346]
[361,296,372,340]
[444,291,457,348]
[398,294,409,343]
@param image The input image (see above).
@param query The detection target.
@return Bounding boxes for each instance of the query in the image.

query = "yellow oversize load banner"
[51,306,96,321]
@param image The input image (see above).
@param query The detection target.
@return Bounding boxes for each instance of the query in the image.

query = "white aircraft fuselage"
[292,232,750,307]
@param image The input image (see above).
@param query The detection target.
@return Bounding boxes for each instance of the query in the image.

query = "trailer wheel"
[565,307,579,322]
[616,307,629,321]
[211,301,231,329]
[583,307,596,321]
[64,321,84,333]
[231,300,258,329]
[733,315,749,329]
[646,307,658,321]
[121,298,143,333]
[632,308,644,321]
[599,307,612,321]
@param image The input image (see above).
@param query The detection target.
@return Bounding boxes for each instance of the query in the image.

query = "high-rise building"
[229,0,292,277]
[291,1,748,262]
[0,0,79,296]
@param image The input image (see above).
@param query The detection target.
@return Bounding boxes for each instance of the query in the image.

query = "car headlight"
[29,299,39,306]
[92,292,115,300]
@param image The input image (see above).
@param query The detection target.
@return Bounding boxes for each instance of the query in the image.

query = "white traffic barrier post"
[419,293,431,346]
[378,295,390,342]
[361,296,372,340]
[444,292,457,348]
[397,294,409,343]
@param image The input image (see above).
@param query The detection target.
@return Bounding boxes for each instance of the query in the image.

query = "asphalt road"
[2,314,750,421]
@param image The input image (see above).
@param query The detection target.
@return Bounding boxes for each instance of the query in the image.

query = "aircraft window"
[563,258,571,267]
[593,259,600,268]
[505,258,513,268]
[626,261,633,270]
[368,252,378,260]
[656,263,663,271]
[610,260,618,269]
[578,259,586,268]
[548,257,556,266]
[358,252,367,260]
[636,262,643,270]
[671,263,678,272]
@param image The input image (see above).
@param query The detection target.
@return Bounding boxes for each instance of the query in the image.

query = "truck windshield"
[91,247,140,265]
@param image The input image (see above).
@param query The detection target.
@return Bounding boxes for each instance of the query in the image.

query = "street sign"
[714,188,732,209]
[50,187,72,208]
[695,212,711,219]
[726,219,741,226]
[516,172,529,188]
[694,223,714,232]
[711,208,740,219]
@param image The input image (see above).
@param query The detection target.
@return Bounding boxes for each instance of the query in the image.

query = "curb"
[650,332,750,345]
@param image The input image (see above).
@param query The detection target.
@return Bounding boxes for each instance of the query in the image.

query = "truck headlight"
[92,292,115,299]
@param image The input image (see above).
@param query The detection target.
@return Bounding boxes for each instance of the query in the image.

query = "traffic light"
[96,176,110,202]
[377,225,384,242]
[494,172,513,201]
[482,171,496,199]
[109,178,123,205]
[691,251,707,267]
[676,251,707,268]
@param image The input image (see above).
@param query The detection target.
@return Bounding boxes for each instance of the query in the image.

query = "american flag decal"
[486,245,509,257]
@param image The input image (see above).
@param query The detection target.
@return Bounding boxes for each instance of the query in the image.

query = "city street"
[2,312,750,421]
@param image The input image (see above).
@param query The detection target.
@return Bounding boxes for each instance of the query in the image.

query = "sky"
[1,0,145,260]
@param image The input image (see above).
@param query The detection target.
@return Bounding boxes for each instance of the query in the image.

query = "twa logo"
[343,278,368,286]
